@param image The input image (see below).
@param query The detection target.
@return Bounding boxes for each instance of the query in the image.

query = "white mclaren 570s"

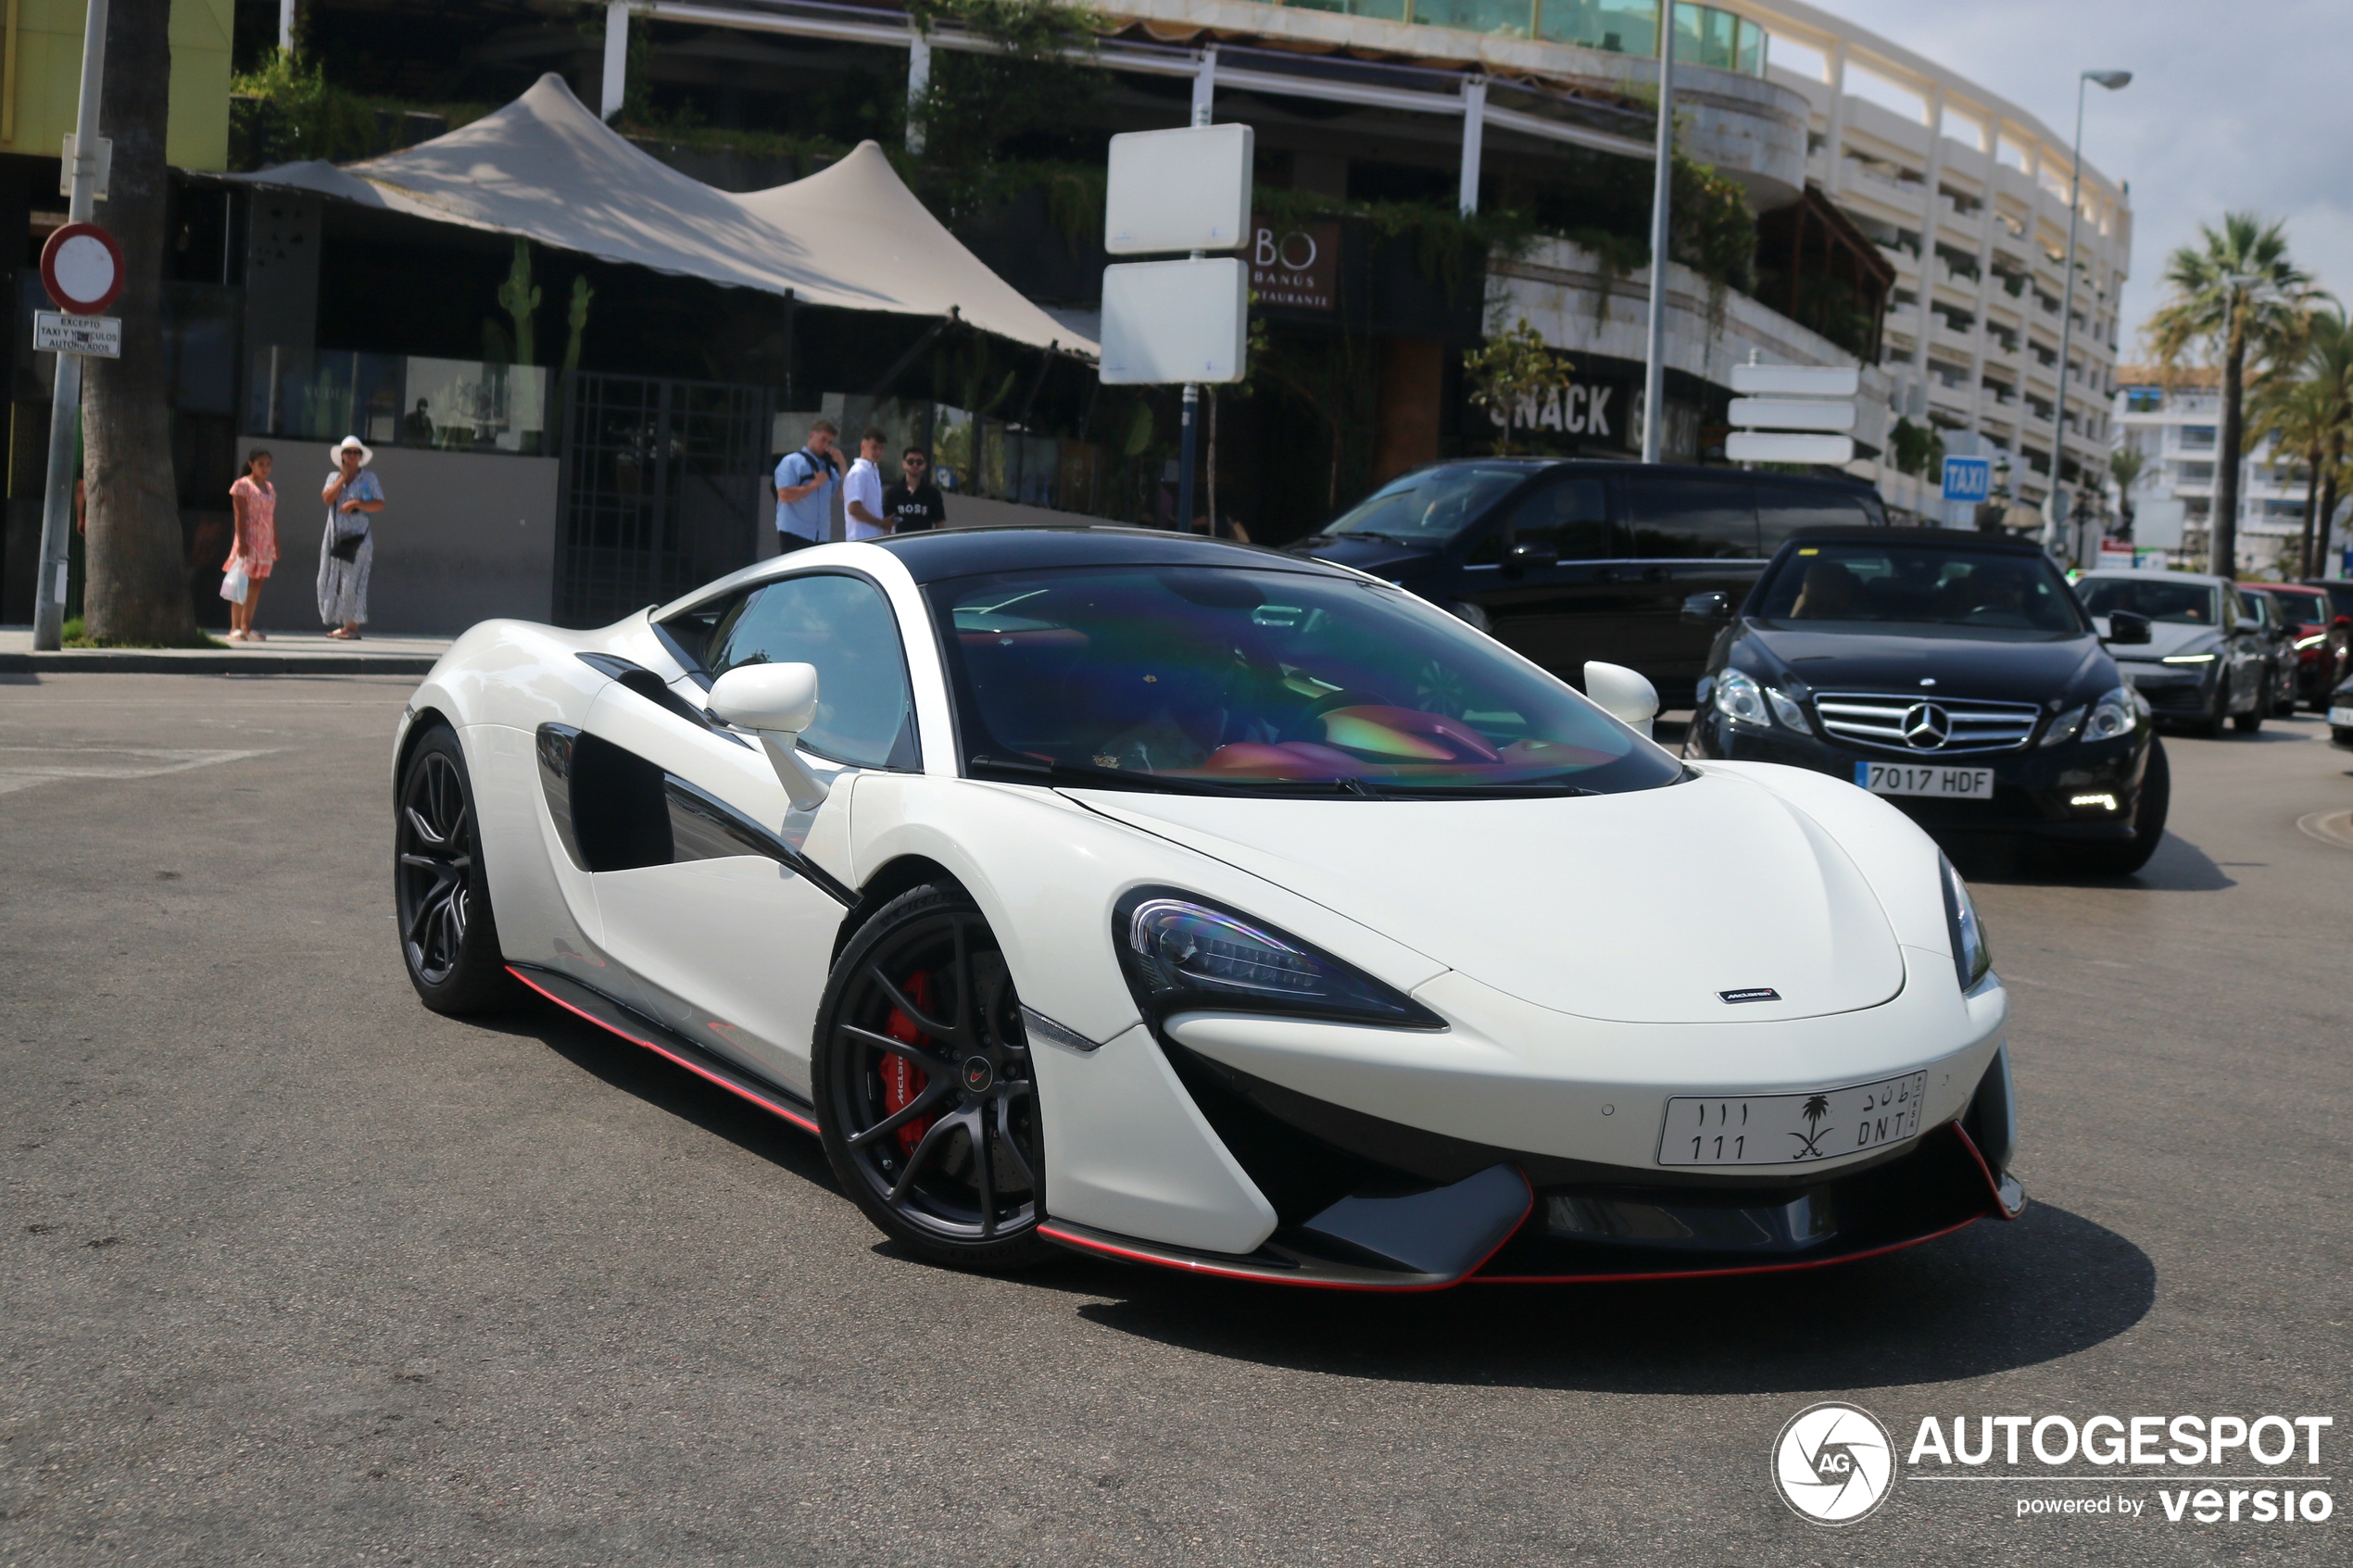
[393,525,2021,1289]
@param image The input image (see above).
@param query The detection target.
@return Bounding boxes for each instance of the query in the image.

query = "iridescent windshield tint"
[1316,464,1529,546]
[929,565,1680,797]
[1752,543,2088,633]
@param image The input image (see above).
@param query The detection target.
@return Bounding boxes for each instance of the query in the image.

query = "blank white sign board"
[1729,397,1856,432]
[1724,432,1856,464]
[1099,258,1250,384]
[1729,364,1860,398]
[1104,123,1254,255]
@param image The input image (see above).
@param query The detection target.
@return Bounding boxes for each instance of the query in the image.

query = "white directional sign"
[1728,361,1856,465]
[33,309,120,358]
[1726,432,1856,465]
[1099,258,1249,384]
[1730,364,1859,398]
[1104,123,1255,255]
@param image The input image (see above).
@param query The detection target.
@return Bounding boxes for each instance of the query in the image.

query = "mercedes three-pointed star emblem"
[1900,701,1953,749]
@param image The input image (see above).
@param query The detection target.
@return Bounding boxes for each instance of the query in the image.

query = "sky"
[1810,0,2351,360]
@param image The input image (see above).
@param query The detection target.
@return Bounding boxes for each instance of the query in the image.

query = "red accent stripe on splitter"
[506,965,821,1135]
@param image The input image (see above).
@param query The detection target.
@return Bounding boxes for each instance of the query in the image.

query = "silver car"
[2075,571,2270,735]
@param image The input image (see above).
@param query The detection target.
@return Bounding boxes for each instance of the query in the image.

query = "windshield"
[1751,543,2087,633]
[2261,588,2327,625]
[2076,577,2221,625]
[927,565,1680,797]
[1316,465,1529,546]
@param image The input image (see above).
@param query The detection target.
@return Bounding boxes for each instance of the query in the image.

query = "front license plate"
[1854,760,1994,799]
[1657,1073,1928,1167]
[2331,706,2353,728]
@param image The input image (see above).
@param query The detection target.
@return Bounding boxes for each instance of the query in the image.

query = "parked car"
[1289,460,1888,704]
[394,525,2023,1287]
[2075,570,2270,736]
[2300,578,2353,695]
[2331,671,2353,748]
[1685,528,2167,874]
[2234,586,2301,716]
[2245,582,2337,709]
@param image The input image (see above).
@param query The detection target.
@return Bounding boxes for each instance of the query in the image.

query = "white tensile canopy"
[232,73,1089,357]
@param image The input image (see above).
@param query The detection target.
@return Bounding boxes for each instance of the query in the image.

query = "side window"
[1625,475,1759,558]
[706,573,917,769]
[1756,486,1873,552]
[1498,478,1621,560]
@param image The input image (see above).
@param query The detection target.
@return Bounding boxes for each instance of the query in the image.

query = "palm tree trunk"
[81,0,195,645]
[2321,426,2346,578]
[2214,320,2245,580]
[2299,437,2322,577]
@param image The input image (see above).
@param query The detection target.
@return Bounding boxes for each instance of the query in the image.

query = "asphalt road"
[3,671,2347,1566]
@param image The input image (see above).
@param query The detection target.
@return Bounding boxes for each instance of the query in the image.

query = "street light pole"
[2044,68,2130,563]
[1639,6,1674,464]
[31,0,109,651]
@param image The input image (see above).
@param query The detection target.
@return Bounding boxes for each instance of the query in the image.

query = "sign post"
[1101,115,1253,531]
[31,0,113,651]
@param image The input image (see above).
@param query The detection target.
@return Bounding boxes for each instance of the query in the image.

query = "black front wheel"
[812,883,1051,1271]
[395,724,512,1013]
[2064,737,2170,877]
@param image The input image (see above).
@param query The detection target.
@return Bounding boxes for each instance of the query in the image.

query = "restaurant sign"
[1250,218,1340,313]
[1478,371,1639,452]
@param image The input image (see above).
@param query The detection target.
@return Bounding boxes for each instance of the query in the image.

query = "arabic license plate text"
[1658,1073,1929,1166]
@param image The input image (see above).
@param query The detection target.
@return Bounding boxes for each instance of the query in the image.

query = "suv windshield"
[1752,542,2087,633]
[927,565,1680,797]
[2076,577,2221,625]
[1315,465,1528,545]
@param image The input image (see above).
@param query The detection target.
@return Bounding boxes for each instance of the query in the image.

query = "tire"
[395,723,514,1014]
[2233,706,2263,734]
[812,882,1051,1271]
[2065,737,2169,876]
[2188,678,2228,738]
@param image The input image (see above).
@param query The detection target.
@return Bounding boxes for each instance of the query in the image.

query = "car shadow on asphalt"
[1951,831,2236,893]
[1057,1201,2155,1394]
[479,994,843,1194]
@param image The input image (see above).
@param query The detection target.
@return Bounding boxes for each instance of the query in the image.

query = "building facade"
[2110,367,2319,574]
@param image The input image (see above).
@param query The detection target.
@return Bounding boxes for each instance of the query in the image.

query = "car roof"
[870,524,1362,586]
[1772,525,2049,554]
[1399,458,1880,493]
[2245,581,2326,594]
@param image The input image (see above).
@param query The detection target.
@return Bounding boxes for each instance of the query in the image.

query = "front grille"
[1812,692,2042,754]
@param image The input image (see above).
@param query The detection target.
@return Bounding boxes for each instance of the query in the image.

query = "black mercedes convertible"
[1682,528,2167,875]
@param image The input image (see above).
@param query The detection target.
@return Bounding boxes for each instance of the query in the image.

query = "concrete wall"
[3,0,233,171]
[241,442,559,634]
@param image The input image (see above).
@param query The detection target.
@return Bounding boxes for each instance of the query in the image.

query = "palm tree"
[2294,309,2353,575]
[2246,378,2336,578]
[2108,443,2146,540]
[2144,214,2325,578]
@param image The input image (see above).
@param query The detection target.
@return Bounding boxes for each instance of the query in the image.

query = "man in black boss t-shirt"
[883,447,948,533]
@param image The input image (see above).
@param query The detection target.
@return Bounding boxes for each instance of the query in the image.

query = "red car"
[2247,583,2340,709]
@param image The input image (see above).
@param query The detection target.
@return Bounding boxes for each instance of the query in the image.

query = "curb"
[0,651,438,675]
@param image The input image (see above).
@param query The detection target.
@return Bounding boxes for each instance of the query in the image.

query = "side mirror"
[1681,591,1733,625]
[1502,541,1556,577]
[1584,660,1659,739]
[710,662,829,810]
[2103,609,2153,646]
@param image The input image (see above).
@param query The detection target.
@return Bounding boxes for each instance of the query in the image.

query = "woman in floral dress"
[223,450,277,643]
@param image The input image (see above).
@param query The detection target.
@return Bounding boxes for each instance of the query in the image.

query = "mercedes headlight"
[1939,855,1993,992]
[1114,888,1441,1029]
[1716,669,1806,730]
[2040,684,2138,746]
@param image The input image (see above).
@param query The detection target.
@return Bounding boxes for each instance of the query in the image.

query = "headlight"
[1114,888,1442,1029]
[1714,669,1806,730]
[2295,632,2327,650]
[2160,651,2217,664]
[2043,685,2137,746]
[1939,855,1993,992]
[1714,668,1769,724]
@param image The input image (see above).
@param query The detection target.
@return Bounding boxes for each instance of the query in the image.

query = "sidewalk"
[0,628,453,676]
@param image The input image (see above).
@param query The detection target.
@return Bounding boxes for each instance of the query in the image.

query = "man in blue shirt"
[774,419,844,551]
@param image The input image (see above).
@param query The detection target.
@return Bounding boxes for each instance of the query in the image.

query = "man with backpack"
[774,419,844,552]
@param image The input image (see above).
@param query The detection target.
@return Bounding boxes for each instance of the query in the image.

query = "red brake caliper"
[880,970,937,1156]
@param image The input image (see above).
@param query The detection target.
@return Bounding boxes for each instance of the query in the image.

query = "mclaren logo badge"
[1719,987,1781,1004]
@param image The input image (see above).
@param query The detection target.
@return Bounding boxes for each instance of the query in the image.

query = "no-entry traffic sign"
[40,221,123,315]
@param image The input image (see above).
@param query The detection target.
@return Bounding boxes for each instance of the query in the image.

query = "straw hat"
[333,434,374,467]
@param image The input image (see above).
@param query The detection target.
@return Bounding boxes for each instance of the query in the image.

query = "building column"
[1458,77,1486,216]
[906,35,930,154]
[1821,41,1849,196]
[601,2,629,122]
[1909,83,1945,420]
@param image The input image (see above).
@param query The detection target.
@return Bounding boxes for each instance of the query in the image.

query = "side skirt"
[507,962,821,1136]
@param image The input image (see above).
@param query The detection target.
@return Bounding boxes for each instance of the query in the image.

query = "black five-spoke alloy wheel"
[813,882,1049,1269]
[395,724,510,1013]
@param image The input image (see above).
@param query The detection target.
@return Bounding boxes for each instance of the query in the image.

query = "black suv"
[1288,460,1886,702]
[1684,528,2167,875]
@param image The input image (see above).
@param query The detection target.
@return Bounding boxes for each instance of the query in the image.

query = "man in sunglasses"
[883,445,949,534]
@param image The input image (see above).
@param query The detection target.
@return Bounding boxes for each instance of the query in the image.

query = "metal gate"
[555,373,773,628]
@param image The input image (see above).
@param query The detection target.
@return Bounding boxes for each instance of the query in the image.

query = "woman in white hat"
[318,435,384,639]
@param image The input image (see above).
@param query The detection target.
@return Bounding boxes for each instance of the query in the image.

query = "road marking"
[0,745,276,795]
[2295,809,2353,849]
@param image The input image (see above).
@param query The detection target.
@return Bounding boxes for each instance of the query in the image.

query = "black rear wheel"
[812,883,1050,1270]
[395,724,512,1013]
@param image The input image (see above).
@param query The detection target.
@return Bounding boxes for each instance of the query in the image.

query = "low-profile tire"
[2232,705,2263,734]
[395,723,513,1014]
[2064,737,2169,877]
[812,882,1051,1271]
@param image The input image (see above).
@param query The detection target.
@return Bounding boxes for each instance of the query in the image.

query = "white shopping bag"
[220,560,248,605]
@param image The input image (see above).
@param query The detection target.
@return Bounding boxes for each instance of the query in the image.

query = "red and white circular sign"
[40,222,123,315]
